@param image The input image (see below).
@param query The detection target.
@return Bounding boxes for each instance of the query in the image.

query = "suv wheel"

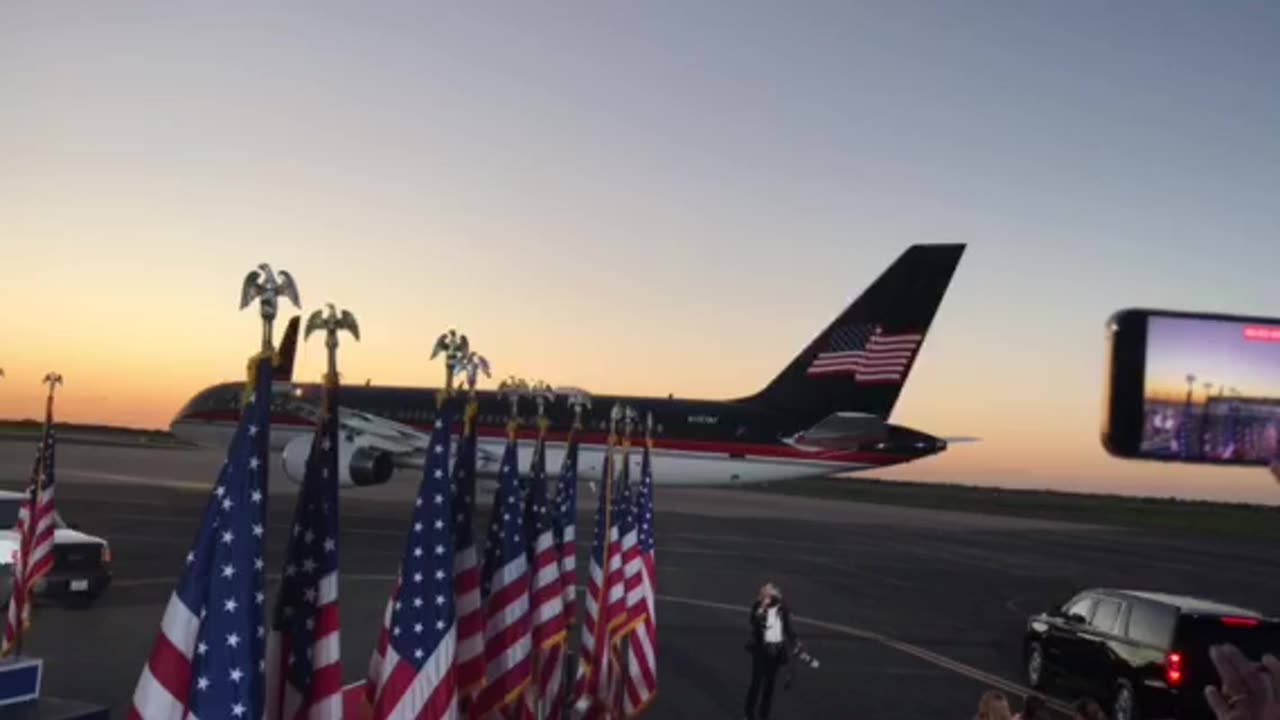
[1027,642,1047,689]
[1113,681,1138,720]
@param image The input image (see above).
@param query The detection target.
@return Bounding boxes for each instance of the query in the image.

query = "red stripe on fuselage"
[175,410,922,466]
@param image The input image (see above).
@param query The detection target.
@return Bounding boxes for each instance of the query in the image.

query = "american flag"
[2,401,57,657]
[366,397,458,720]
[129,354,273,720]
[571,442,625,720]
[522,426,567,719]
[1177,402,1194,459]
[551,433,579,647]
[451,398,485,710]
[805,324,923,383]
[265,376,342,720]
[607,446,640,716]
[620,439,657,716]
[1220,405,1239,460]
[475,427,533,718]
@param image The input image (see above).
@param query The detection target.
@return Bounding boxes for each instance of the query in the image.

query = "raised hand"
[1205,644,1280,720]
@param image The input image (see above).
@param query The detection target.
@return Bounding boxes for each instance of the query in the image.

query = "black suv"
[1024,588,1280,720]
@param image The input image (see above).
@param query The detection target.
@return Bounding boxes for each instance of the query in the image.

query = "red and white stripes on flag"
[571,440,627,720]
[365,400,460,720]
[265,377,344,720]
[553,435,581,640]
[475,431,533,718]
[451,399,485,710]
[3,401,57,657]
[522,429,567,720]
[805,324,923,383]
[129,354,274,720]
[607,445,643,718]
[620,440,658,716]
[265,572,342,720]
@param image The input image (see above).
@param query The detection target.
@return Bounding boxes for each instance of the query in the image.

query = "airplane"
[169,243,971,488]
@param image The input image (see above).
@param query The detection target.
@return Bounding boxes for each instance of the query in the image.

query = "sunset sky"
[3,3,1280,504]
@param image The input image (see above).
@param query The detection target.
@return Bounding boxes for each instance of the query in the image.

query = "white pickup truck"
[0,490,112,607]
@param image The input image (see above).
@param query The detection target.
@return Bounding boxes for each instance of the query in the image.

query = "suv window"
[1126,601,1178,648]
[1064,594,1097,622]
[0,498,67,531]
[1092,598,1123,633]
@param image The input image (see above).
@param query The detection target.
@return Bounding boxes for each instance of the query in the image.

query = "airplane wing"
[337,406,502,469]
[285,398,501,473]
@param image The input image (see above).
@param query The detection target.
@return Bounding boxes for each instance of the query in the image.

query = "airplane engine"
[281,434,395,488]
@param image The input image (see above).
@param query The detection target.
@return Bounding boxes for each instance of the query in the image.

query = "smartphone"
[1102,308,1280,465]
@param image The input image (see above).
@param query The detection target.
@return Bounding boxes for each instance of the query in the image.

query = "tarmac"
[3,440,1278,719]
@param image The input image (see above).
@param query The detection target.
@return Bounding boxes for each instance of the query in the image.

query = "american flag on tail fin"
[365,397,458,720]
[451,398,485,711]
[475,425,533,717]
[129,354,273,720]
[265,376,343,720]
[571,439,626,719]
[523,422,567,719]
[2,399,57,657]
[805,324,923,383]
[621,440,657,716]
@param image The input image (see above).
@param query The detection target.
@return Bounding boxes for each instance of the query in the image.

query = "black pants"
[744,645,785,719]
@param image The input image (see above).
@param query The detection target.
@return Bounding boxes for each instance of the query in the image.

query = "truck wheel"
[1026,642,1048,689]
[1113,681,1138,720]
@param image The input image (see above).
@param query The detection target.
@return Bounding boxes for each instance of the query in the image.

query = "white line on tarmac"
[56,467,212,491]
[656,593,1072,717]
[108,573,1064,714]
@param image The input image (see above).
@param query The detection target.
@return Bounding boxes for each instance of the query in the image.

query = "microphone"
[792,642,820,669]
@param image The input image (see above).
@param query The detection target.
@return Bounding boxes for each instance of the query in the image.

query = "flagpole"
[14,374,60,659]
[532,404,547,720]
[593,405,620,719]
[614,408,636,720]
[555,390,587,720]
[559,420,577,720]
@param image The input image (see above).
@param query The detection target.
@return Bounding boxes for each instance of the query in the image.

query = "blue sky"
[3,2,1279,502]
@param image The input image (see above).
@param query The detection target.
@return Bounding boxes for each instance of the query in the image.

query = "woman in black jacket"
[744,582,796,720]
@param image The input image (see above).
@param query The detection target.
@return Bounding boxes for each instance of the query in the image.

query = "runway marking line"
[656,594,1073,716]
[109,573,1068,715]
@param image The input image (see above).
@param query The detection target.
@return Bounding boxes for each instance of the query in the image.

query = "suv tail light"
[1166,652,1184,688]
[1221,616,1260,628]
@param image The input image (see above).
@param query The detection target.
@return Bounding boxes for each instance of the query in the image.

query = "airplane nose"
[936,438,948,451]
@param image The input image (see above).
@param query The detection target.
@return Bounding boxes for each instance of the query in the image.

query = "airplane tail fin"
[742,244,965,422]
[273,315,300,383]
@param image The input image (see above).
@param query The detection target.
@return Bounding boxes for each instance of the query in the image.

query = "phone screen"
[1139,314,1280,463]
